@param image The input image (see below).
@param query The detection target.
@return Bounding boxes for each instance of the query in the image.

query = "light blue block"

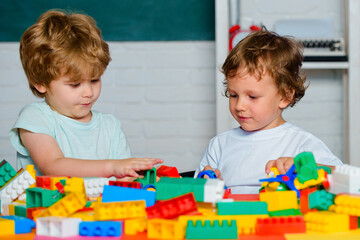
[101,185,156,207]
[1,215,36,234]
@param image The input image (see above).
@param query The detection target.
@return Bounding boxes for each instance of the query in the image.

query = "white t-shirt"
[195,122,342,194]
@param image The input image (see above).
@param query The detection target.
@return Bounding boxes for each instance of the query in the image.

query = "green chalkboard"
[0,0,215,42]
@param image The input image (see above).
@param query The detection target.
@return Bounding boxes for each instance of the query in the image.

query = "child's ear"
[34,84,47,94]
[279,89,295,109]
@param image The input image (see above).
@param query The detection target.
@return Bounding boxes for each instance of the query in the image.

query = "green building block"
[0,159,17,188]
[26,187,64,208]
[134,167,157,187]
[186,220,238,239]
[14,205,27,217]
[217,201,268,215]
[155,177,206,201]
[269,208,301,217]
[294,152,318,184]
[309,190,335,210]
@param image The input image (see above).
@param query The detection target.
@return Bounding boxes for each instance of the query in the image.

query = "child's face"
[36,74,101,123]
[227,69,290,132]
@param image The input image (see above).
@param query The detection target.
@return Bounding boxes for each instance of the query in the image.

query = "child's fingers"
[275,159,287,174]
[265,160,275,174]
[214,169,222,179]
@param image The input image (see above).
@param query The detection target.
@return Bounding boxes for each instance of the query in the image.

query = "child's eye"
[249,96,257,99]
[229,94,238,98]
[70,83,80,87]
[91,79,100,83]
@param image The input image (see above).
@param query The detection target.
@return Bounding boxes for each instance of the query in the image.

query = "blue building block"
[79,221,122,237]
[1,216,36,234]
[197,170,217,179]
[102,185,156,207]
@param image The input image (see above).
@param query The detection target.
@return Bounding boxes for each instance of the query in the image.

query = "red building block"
[349,215,359,230]
[299,187,317,214]
[255,216,306,235]
[109,180,142,189]
[146,192,198,219]
[156,165,180,178]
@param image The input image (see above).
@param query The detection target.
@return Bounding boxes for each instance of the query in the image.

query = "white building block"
[36,216,82,237]
[204,179,225,203]
[0,169,35,201]
[328,165,360,194]
[84,177,110,198]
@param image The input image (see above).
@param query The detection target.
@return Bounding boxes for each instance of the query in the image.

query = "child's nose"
[82,84,93,98]
[235,98,245,111]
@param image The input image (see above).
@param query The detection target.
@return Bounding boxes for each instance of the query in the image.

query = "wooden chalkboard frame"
[0,0,215,42]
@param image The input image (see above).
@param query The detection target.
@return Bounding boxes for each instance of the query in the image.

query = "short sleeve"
[9,103,54,156]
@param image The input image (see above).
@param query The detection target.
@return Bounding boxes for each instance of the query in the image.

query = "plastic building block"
[349,215,358,230]
[79,221,123,236]
[186,219,238,239]
[109,180,142,189]
[25,164,36,188]
[157,165,180,178]
[84,177,109,197]
[26,187,64,208]
[304,211,349,233]
[14,203,27,217]
[0,217,15,236]
[38,192,87,217]
[309,189,335,210]
[204,179,225,202]
[102,185,156,207]
[331,194,360,216]
[293,152,319,183]
[27,207,46,220]
[135,167,157,187]
[155,177,207,201]
[216,201,268,215]
[94,200,147,220]
[148,218,183,240]
[179,214,268,235]
[255,216,306,235]
[259,191,298,212]
[124,217,147,235]
[294,169,327,190]
[328,164,360,194]
[0,169,35,201]
[146,192,198,219]
[197,170,217,179]
[259,164,300,197]
[63,177,86,194]
[269,208,301,217]
[299,187,317,214]
[1,215,36,234]
[36,176,68,190]
[36,216,82,237]
[0,159,17,189]
[70,209,95,221]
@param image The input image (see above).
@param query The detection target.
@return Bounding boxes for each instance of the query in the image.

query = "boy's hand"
[198,165,222,180]
[112,158,164,178]
[265,157,294,175]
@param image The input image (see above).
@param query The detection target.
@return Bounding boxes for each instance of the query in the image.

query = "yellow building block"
[197,202,217,216]
[259,190,298,211]
[294,169,326,190]
[304,211,349,233]
[64,177,86,194]
[38,192,87,218]
[0,218,15,236]
[124,217,147,235]
[148,219,183,240]
[178,214,268,235]
[69,210,95,221]
[26,165,36,188]
[331,194,360,216]
[94,200,146,220]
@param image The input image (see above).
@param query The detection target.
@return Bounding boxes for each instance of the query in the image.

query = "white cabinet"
[215,0,360,166]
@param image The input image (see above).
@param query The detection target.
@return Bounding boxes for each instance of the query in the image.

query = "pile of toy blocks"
[1,153,360,239]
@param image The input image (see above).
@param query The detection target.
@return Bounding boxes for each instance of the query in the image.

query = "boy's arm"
[19,129,163,178]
